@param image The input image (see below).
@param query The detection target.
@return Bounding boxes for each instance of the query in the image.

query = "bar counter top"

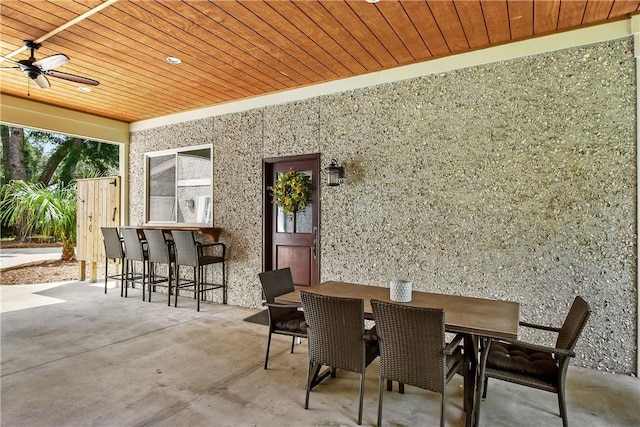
[124,224,222,241]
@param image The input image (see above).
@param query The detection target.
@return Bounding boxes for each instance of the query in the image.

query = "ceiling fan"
[0,40,99,89]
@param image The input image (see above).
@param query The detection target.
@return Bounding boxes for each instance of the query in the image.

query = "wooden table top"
[124,224,222,241]
[276,281,520,340]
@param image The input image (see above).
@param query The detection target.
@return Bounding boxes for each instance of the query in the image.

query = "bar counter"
[134,224,222,241]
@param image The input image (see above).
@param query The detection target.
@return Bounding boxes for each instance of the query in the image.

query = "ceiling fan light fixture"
[26,69,40,80]
[166,56,182,64]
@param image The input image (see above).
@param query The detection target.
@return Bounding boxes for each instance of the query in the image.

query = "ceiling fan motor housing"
[17,61,41,79]
[24,65,40,79]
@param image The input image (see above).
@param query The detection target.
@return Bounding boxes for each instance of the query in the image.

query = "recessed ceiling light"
[366,0,380,3]
[77,87,91,93]
[166,56,182,64]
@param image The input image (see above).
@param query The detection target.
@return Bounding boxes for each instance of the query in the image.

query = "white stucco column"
[119,139,129,226]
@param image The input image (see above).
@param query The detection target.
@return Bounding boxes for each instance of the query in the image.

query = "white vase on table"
[390,278,412,302]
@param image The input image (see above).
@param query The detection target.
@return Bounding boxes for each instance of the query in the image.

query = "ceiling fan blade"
[33,54,69,71]
[46,70,100,86]
[33,74,51,89]
[0,56,21,66]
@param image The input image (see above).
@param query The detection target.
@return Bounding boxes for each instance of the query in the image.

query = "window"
[145,145,212,224]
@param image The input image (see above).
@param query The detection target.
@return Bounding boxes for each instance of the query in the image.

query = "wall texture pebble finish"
[130,39,636,373]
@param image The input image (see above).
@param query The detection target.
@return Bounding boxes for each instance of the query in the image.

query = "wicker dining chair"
[144,229,175,305]
[370,299,464,427]
[257,268,307,369]
[300,291,379,425]
[481,296,591,427]
[100,227,124,294]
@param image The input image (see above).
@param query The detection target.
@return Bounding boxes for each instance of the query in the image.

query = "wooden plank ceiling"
[1,0,638,124]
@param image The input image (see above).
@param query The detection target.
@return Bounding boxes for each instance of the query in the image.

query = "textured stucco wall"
[130,38,637,373]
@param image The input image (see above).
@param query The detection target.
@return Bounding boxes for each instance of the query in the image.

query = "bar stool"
[144,229,175,305]
[120,228,149,300]
[171,230,226,311]
[100,227,125,294]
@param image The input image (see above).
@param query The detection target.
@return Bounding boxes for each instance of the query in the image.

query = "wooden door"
[263,154,320,287]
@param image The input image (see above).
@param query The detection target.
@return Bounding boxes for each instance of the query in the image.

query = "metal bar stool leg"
[174,265,180,307]
[196,266,201,312]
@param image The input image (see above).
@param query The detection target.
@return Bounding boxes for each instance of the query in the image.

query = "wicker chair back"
[556,296,591,351]
[371,299,447,394]
[144,229,172,264]
[121,228,146,262]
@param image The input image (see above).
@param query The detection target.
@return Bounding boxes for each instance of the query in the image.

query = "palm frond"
[0,180,76,242]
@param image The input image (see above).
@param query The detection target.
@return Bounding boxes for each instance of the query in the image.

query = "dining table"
[275,280,520,427]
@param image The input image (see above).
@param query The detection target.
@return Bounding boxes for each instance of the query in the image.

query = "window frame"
[144,144,213,225]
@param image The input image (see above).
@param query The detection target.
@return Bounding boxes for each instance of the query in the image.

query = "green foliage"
[58,139,119,185]
[269,169,312,214]
[0,180,77,260]
[0,127,118,251]
[0,126,119,185]
[59,145,82,186]
[24,130,66,182]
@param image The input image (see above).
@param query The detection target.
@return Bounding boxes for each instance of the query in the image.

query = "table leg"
[472,337,492,427]
[463,334,479,427]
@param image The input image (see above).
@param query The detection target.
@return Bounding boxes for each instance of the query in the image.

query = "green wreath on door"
[269,169,312,215]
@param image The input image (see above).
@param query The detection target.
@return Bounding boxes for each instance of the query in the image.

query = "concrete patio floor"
[0,247,62,269]
[1,280,638,427]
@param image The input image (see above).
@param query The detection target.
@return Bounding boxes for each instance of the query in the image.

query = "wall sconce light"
[325,159,344,186]
[186,198,195,208]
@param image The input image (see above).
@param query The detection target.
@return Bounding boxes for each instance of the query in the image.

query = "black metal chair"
[371,299,463,427]
[120,228,149,300]
[300,291,379,425]
[144,229,175,305]
[172,230,226,311]
[481,296,591,427]
[100,227,125,294]
[257,268,307,369]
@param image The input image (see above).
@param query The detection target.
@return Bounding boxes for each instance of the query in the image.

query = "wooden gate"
[76,177,121,282]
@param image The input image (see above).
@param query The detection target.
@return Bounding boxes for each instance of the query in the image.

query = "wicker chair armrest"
[197,242,226,257]
[519,321,562,333]
[263,301,301,309]
[444,333,464,355]
[199,242,225,249]
[495,338,575,358]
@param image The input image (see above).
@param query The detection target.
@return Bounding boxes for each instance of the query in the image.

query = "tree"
[0,180,77,260]
[39,137,83,186]
[1,126,27,182]
[28,132,119,187]
[0,126,119,186]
